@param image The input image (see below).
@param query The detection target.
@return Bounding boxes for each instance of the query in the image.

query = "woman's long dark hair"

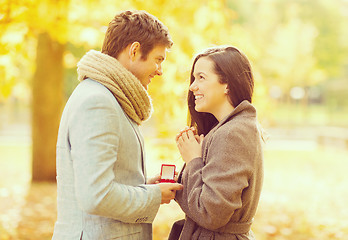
[188,46,254,136]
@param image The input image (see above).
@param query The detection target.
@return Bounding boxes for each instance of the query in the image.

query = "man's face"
[128,45,167,90]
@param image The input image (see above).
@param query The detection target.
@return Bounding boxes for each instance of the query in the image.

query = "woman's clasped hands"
[175,127,204,164]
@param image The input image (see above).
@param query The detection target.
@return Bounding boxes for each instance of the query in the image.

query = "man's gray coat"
[52,79,161,240]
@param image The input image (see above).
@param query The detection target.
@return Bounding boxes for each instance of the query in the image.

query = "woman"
[173,46,264,240]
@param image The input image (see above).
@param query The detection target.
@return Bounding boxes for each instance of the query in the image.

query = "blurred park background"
[1,0,348,239]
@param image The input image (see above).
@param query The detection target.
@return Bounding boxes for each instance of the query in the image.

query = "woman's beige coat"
[176,100,264,240]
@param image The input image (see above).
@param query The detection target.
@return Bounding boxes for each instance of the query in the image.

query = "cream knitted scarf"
[77,50,153,125]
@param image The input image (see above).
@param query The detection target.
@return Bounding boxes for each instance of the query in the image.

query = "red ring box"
[160,164,176,183]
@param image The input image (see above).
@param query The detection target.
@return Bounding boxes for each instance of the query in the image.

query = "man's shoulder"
[76,78,112,96]
[64,78,123,117]
[69,79,114,103]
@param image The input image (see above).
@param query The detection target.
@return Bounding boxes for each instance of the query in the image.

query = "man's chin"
[144,81,151,90]
[142,84,148,90]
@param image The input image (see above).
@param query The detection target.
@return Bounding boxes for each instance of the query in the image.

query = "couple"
[52,10,264,240]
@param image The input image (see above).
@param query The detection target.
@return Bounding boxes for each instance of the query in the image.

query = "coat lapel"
[202,100,255,161]
[124,114,146,179]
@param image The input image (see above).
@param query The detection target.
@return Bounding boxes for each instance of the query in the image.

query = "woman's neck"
[212,100,235,122]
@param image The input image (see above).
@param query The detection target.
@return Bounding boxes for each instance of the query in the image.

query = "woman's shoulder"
[219,113,258,134]
[207,116,260,153]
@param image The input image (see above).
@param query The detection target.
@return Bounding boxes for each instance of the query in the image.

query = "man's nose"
[156,65,163,76]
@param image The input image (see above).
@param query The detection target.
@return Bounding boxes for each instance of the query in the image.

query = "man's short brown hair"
[102,10,173,60]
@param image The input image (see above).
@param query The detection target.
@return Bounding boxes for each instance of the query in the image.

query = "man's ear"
[128,42,141,61]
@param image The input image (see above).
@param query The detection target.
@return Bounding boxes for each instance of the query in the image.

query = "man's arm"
[69,93,163,223]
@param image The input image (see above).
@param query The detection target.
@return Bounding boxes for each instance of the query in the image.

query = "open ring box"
[160,164,176,183]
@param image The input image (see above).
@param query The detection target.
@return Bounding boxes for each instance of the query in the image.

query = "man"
[52,10,183,240]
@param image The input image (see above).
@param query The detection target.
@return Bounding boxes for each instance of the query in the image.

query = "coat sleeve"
[69,92,161,224]
[176,126,255,230]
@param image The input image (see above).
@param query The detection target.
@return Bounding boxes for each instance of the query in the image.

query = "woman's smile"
[194,94,204,101]
[190,57,228,119]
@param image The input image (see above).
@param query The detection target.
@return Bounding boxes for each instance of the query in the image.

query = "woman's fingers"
[176,127,200,146]
[176,126,191,141]
[200,134,204,143]
[175,133,181,141]
[181,130,189,141]
[190,127,197,135]
[187,129,196,139]
[178,129,200,143]
[176,135,183,146]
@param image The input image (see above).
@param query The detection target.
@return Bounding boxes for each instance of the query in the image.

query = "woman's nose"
[189,81,198,91]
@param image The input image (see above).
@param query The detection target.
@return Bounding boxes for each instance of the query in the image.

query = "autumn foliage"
[1,0,348,239]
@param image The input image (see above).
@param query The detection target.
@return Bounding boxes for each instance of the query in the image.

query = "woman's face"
[190,57,228,117]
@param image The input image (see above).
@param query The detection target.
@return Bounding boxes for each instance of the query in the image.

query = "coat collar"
[208,100,256,136]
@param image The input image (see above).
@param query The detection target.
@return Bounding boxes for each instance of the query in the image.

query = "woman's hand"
[176,127,204,164]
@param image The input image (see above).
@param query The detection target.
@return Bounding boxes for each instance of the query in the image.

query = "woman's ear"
[224,85,229,95]
[128,42,141,61]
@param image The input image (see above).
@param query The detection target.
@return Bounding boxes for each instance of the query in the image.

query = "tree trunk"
[32,32,64,182]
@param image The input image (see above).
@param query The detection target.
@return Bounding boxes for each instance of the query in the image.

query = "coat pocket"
[101,220,142,239]
[106,231,141,239]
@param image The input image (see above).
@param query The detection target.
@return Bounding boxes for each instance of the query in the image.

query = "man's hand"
[147,170,179,184]
[158,183,183,204]
[147,175,161,184]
